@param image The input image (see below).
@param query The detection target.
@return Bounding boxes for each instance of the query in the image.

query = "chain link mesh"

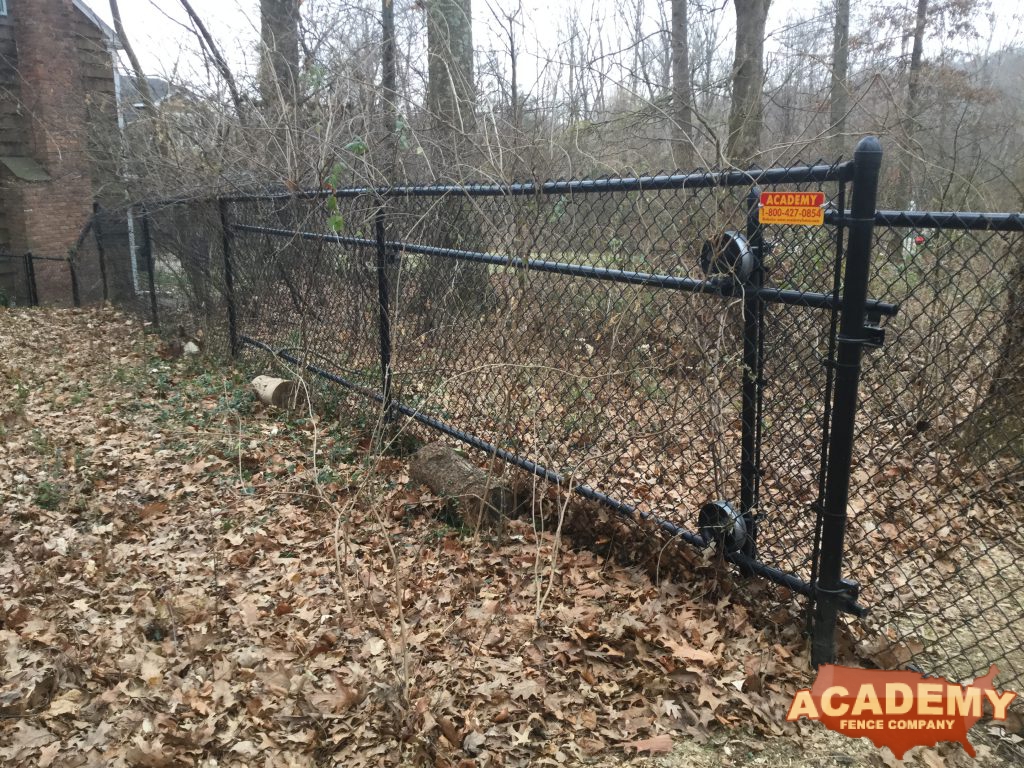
[848,218,1024,692]
[222,166,856,591]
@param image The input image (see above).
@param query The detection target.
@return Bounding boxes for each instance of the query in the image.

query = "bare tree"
[381,0,399,179]
[495,1,523,136]
[179,0,245,121]
[481,0,527,178]
[726,0,770,165]
[671,0,694,168]
[829,0,850,157]
[109,0,153,111]
[260,0,302,107]
[897,0,930,208]
[427,0,476,165]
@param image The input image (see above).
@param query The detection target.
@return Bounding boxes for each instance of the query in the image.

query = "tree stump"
[251,376,297,408]
[409,442,529,531]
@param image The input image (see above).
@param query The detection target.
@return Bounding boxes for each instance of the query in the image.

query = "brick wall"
[2,0,117,305]
[1,9,25,295]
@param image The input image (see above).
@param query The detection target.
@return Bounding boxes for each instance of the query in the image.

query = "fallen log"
[409,442,529,531]
[251,376,297,408]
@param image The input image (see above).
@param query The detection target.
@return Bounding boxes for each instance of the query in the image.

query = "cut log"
[251,376,296,408]
[409,442,528,531]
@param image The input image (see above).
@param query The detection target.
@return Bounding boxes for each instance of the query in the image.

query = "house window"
[0,1,7,16]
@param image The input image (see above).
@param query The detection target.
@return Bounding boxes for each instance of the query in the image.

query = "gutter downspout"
[110,51,140,294]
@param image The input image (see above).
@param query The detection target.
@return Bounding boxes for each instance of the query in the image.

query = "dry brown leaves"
[0,307,819,767]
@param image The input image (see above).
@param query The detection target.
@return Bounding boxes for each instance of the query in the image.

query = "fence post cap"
[853,136,883,160]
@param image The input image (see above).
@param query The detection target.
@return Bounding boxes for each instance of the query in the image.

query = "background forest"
[103,0,1024,211]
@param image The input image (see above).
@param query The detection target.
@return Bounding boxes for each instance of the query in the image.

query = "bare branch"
[178,0,246,121]
[108,0,153,111]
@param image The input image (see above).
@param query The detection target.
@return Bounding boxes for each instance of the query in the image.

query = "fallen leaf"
[37,742,60,768]
[45,689,83,717]
[363,636,386,657]
[239,599,261,627]
[438,714,462,747]
[624,734,673,754]
[139,655,164,687]
[660,636,717,666]
[306,685,363,714]
[231,740,259,756]
[698,682,724,713]
[510,678,543,701]
[463,730,486,755]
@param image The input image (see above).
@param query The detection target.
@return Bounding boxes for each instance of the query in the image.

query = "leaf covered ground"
[0,307,1019,767]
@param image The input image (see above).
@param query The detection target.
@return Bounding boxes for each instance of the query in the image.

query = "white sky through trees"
[95,0,1022,96]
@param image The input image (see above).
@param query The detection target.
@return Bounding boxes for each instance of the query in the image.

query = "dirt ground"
[1,307,1021,767]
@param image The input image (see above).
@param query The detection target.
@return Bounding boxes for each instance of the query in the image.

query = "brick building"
[0,0,122,305]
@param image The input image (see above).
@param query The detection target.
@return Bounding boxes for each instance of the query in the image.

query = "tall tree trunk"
[727,0,771,166]
[420,0,490,330]
[381,0,399,180]
[897,0,929,209]
[426,0,476,167]
[260,0,302,108]
[671,0,694,168]
[508,13,520,139]
[829,0,850,158]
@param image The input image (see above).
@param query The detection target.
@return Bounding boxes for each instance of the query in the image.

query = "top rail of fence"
[111,174,1024,235]
[824,209,1024,232]
[217,161,854,204]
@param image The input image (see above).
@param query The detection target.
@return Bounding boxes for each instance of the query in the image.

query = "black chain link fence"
[52,138,1023,696]
[843,211,1024,693]
[0,251,76,307]
[0,252,37,307]
[52,200,231,339]
[220,142,880,673]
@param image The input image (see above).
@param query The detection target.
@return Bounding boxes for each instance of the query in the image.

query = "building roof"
[117,74,176,108]
[0,156,52,182]
[72,0,122,49]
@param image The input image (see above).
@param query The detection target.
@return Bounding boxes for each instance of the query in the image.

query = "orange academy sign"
[759,190,826,226]
[786,664,1017,759]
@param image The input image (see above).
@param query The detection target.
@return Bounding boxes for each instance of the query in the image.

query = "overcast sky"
[90,0,1023,85]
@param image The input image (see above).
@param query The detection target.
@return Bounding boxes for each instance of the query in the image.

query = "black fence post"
[139,206,159,329]
[739,186,765,563]
[69,216,92,307]
[92,202,109,303]
[810,136,883,668]
[218,199,238,357]
[68,256,81,307]
[23,252,38,307]
[374,205,394,418]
